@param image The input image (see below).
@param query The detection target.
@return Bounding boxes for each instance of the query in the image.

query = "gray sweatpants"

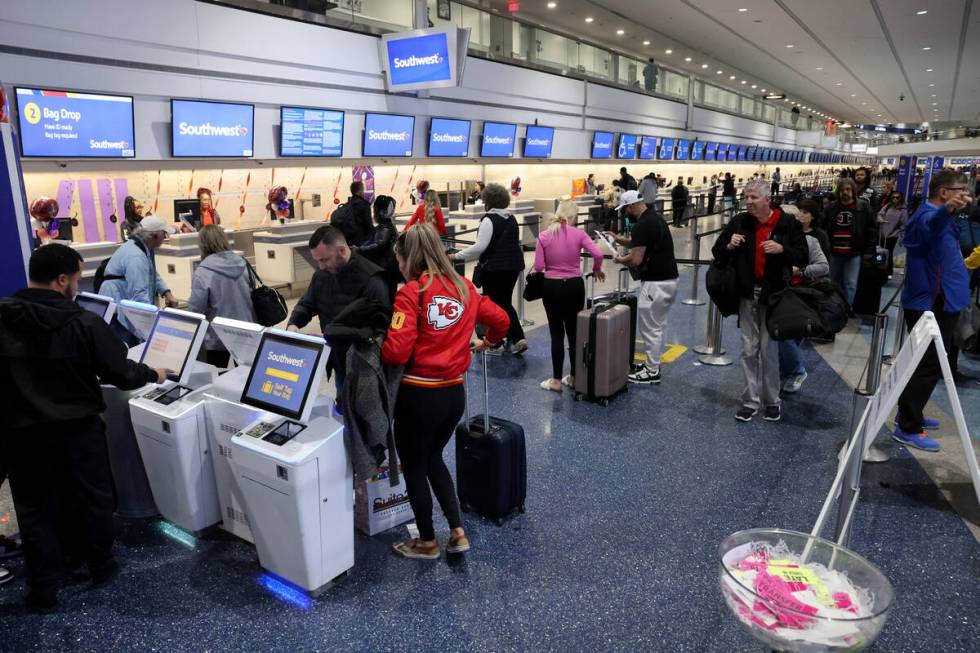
[637,279,678,373]
[738,293,781,410]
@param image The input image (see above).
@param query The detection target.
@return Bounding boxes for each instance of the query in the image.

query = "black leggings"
[542,277,585,379]
[481,269,524,343]
[394,384,466,541]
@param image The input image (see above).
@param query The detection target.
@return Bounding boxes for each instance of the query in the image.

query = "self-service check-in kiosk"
[76,291,117,324]
[116,300,160,360]
[129,309,218,533]
[228,329,352,594]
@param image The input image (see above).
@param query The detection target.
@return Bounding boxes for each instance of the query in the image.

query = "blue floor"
[2,269,979,652]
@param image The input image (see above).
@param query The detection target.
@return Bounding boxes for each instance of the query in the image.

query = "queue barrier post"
[697,301,732,366]
[682,214,705,306]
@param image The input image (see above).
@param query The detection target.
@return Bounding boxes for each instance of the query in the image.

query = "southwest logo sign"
[426,296,464,330]
[386,33,452,87]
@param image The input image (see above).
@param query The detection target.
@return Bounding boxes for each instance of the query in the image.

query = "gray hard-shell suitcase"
[574,274,630,406]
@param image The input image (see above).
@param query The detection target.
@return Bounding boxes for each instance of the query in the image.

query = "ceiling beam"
[946,0,973,123]
[868,0,924,123]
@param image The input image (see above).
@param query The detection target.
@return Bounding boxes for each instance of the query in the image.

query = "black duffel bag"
[706,259,741,317]
[805,278,849,337]
[765,286,824,341]
[245,260,288,327]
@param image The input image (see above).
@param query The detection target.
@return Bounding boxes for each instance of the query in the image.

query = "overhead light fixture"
[916,10,927,15]
[643,40,650,45]
[751,84,757,89]
[922,46,931,51]
[729,75,736,80]
[684,56,692,62]
[931,94,937,97]
[929,83,935,87]
[836,82,843,86]
[850,93,856,97]
[616,29,625,35]
[786,44,794,48]
[926,68,933,72]
[738,7,748,11]
[741,80,747,84]
[665,49,672,54]
[701,63,709,69]
[932,102,938,105]
[547,1,557,8]
[717,70,723,74]
[862,101,867,105]
[585,16,593,23]
[816,67,823,71]
[760,88,767,92]
[764,94,785,100]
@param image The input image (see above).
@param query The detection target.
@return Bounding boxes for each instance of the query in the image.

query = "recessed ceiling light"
[786,44,794,48]
[751,84,757,88]
[925,68,933,72]
[585,16,593,23]
[816,67,823,71]
[684,56,692,62]
[616,29,625,35]
[717,70,723,74]
[836,82,843,86]
[665,49,672,54]
[643,40,650,45]
[916,10,928,15]
[932,102,938,105]
[729,75,736,80]
[547,1,557,8]
[701,63,709,68]
[760,88,766,92]
[931,94,937,97]
[850,94,856,97]
[922,46,931,51]
[738,8,748,12]
[741,80,747,84]
[862,102,867,105]
[929,83,935,87]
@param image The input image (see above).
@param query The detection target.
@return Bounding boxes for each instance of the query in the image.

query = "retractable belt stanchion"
[883,304,906,364]
[682,213,705,306]
[516,217,538,328]
[697,300,732,366]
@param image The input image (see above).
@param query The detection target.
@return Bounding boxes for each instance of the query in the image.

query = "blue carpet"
[2,268,978,652]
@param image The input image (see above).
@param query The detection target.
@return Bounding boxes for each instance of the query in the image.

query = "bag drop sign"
[16,88,135,158]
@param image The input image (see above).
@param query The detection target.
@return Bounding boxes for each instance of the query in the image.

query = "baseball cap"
[615,190,645,210]
[139,216,176,234]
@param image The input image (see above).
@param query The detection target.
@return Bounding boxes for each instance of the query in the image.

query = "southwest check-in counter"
[251,220,323,293]
[154,229,240,302]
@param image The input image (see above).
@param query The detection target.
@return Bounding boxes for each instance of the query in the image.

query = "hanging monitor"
[715,143,728,161]
[15,87,135,158]
[658,138,676,160]
[674,139,691,160]
[592,131,614,158]
[241,330,326,422]
[737,144,748,161]
[363,112,415,157]
[427,117,471,157]
[704,142,718,161]
[617,134,638,159]
[76,292,115,324]
[380,26,466,93]
[691,141,705,161]
[279,106,344,157]
[171,99,254,158]
[480,122,517,157]
[140,309,207,384]
[726,144,737,161]
[747,145,758,161]
[638,136,656,160]
[523,125,555,158]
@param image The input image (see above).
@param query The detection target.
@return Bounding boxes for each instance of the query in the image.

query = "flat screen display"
[675,139,691,160]
[77,295,111,319]
[638,136,656,160]
[279,106,344,157]
[592,131,614,158]
[617,134,637,159]
[691,141,705,161]
[737,144,748,161]
[715,143,728,161]
[480,121,517,157]
[383,29,455,91]
[746,146,758,161]
[363,112,415,157]
[427,117,471,157]
[172,99,253,157]
[523,125,555,158]
[727,144,737,161]
[704,142,718,161]
[658,138,676,160]
[241,333,324,420]
[16,87,135,158]
[140,312,203,380]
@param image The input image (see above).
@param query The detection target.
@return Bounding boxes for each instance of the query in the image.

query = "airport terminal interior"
[0,1,978,651]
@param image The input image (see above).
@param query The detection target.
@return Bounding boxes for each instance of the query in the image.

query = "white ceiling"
[502,0,980,126]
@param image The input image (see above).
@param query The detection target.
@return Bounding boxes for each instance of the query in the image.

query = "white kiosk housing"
[76,291,116,324]
[229,329,353,594]
[116,300,160,360]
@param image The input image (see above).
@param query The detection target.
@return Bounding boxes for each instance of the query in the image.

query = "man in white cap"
[99,215,179,345]
[605,190,679,385]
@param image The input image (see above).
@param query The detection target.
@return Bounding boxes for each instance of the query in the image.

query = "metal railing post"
[516,271,534,327]
[883,305,906,364]
[682,217,705,306]
[697,302,732,365]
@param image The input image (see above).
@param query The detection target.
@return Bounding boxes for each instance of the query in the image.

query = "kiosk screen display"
[15,88,135,158]
[427,118,471,157]
[140,312,203,380]
[363,113,415,157]
[658,138,675,160]
[77,295,111,319]
[480,122,517,157]
[523,126,555,158]
[617,134,637,159]
[242,334,323,420]
[591,131,614,158]
[171,99,254,157]
[675,139,691,160]
[691,141,705,161]
[280,106,344,157]
[638,136,656,160]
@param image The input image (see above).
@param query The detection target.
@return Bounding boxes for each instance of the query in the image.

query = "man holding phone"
[893,170,974,451]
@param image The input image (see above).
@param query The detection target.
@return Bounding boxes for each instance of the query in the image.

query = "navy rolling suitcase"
[455,350,527,526]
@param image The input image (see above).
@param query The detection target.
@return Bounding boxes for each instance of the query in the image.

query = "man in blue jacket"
[894,170,973,451]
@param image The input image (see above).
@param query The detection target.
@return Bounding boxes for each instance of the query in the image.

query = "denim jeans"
[830,254,861,306]
[778,338,805,377]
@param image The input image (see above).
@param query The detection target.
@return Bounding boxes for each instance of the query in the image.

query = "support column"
[0,121,32,297]
[686,74,695,131]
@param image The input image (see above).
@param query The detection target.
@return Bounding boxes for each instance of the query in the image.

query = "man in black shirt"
[606,191,679,385]
[619,167,638,191]
[671,177,689,227]
[0,244,169,612]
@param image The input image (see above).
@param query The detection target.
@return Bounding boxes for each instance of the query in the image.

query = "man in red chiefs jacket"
[382,225,509,560]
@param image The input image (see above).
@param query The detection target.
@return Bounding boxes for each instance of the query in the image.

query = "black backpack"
[330,203,357,244]
[93,258,123,293]
[706,259,740,317]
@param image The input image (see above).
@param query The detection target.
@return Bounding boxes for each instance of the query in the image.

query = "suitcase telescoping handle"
[586,271,596,303]
[463,348,491,435]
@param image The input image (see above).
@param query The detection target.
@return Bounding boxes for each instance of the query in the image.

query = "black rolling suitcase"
[455,350,527,526]
[586,268,638,367]
[851,264,887,316]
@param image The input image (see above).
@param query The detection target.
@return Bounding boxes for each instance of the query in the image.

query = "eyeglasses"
[944,186,968,192]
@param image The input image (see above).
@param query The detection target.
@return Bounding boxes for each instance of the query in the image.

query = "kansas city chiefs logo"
[426,296,464,330]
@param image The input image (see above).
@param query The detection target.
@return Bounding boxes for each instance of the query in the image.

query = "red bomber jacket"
[381,273,509,386]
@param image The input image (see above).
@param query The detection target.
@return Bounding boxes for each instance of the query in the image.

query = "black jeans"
[884,236,900,277]
[672,203,685,226]
[896,299,958,433]
[394,384,465,541]
[707,194,716,215]
[6,416,116,592]
[542,277,585,379]
[481,269,524,344]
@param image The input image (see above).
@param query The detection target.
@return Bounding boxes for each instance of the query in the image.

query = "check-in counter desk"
[71,240,121,292]
[154,230,239,301]
[447,199,541,249]
[252,221,322,293]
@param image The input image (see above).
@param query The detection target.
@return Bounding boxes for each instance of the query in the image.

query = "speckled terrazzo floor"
[2,263,979,652]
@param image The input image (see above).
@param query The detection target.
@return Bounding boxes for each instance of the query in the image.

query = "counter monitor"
[638,136,656,160]
[737,144,748,161]
[16,87,135,159]
[691,141,705,161]
[140,311,204,381]
[428,117,471,157]
[726,144,737,161]
[674,139,691,161]
[523,125,555,158]
[171,99,254,157]
[480,122,517,158]
[704,142,719,161]
[241,332,324,421]
[280,106,344,157]
[592,131,614,159]
[658,138,676,160]
[617,134,637,159]
[363,112,415,157]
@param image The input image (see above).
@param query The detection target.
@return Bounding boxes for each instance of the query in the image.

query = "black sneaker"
[0,534,22,559]
[735,407,758,422]
[0,566,12,586]
[628,367,661,385]
[763,405,782,422]
[630,363,645,374]
[25,588,58,614]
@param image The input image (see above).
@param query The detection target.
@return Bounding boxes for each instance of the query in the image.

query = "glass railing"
[210,0,817,131]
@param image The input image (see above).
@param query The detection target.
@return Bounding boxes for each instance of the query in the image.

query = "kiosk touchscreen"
[76,292,116,324]
[229,330,353,594]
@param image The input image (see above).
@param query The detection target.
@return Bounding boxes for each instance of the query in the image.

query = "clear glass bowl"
[718,528,894,652]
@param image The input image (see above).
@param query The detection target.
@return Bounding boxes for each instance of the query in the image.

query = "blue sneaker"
[892,427,941,452]
[894,414,940,430]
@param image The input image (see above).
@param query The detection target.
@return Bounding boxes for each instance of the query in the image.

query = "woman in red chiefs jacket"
[382,224,509,560]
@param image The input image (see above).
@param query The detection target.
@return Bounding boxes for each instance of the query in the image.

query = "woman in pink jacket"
[534,200,606,391]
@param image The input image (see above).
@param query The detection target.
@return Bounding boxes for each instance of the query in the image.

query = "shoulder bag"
[244,260,288,327]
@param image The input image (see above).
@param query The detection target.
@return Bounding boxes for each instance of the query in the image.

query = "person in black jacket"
[0,244,168,612]
[671,177,689,227]
[288,225,391,399]
[338,181,374,247]
[821,178,878,306]
[712,179,808,423]
[356,195,400,302]
[722,172,737,214]
[619,167,638,191]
